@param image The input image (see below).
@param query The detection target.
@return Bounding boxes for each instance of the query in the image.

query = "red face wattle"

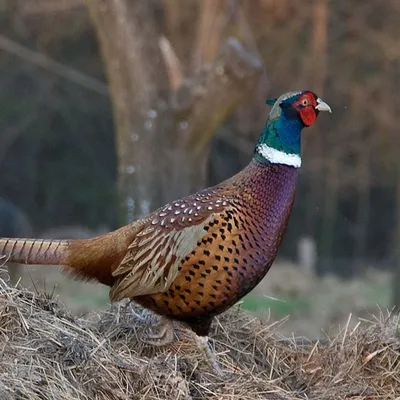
[292,92,319,127]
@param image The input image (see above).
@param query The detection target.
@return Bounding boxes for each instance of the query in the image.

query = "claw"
[193,334,226,377]
[142,317,175,346]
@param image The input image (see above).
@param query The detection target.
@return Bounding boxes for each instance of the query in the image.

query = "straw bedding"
[0,278,399,399]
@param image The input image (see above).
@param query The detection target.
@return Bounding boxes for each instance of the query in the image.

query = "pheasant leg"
[142,316,175,346]
[194,334,225,377]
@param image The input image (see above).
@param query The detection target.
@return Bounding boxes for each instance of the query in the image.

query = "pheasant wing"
[110,193,229,300]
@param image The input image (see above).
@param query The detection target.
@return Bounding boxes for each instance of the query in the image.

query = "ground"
[0,280,398,399]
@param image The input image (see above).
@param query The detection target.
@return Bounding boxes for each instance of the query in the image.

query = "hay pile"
[0,279,399,399]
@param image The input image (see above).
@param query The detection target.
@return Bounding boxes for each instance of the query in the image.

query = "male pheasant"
[0,90,331,375]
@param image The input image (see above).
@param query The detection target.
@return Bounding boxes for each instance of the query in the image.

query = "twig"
[0,35,108,96]
[159,36,184,91]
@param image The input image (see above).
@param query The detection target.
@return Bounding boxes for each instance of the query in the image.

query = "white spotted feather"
[110,195,229,301]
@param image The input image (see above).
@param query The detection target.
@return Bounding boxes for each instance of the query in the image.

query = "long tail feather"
[0,238,68,265]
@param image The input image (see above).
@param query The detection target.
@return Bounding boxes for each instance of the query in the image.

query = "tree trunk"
[304,0,329,239]
[87,0,173,222]
[86,0,262,223]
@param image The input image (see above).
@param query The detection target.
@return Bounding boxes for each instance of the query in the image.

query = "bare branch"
[161,0,198,69]
[173,38,263,157]
[86,0,169,109]
[0,35,108,96]
[17,0,84,15]
[311,0,328,94]
[159,36,184,91]
[192,0,230,74]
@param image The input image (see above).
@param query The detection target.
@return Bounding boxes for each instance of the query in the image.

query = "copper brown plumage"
[128,161,298,337]
[0,90,331,375]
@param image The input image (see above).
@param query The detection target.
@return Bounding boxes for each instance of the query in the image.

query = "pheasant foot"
[129,302,151,322]
[194,334,226,377]
[142,316,174,346]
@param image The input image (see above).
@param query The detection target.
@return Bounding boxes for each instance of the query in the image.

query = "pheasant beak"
[315,97,332,113]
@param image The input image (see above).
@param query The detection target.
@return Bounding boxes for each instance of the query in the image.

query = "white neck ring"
[257,144,301,168]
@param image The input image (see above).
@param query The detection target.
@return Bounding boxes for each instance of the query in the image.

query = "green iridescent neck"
[254,99,303,168]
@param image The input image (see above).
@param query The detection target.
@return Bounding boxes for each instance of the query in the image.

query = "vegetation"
[1,280,399,399]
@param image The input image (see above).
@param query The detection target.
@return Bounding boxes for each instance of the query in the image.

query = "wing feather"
[110,192,229,301]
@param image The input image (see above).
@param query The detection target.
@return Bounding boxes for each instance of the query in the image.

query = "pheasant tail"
[0,225,137,286]
[0,238,68,265]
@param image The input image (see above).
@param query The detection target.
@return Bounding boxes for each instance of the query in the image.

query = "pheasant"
[0,90,331,375]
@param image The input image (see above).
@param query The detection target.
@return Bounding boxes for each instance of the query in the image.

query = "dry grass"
[253,264,391,338]
[0,278,399,400]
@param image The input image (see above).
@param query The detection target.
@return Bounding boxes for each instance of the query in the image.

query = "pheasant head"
[255,90,331,167]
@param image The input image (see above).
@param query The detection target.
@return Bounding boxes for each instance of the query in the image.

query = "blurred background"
[0,0,399,338]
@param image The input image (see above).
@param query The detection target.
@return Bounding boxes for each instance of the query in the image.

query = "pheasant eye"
[302,99,308,106]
